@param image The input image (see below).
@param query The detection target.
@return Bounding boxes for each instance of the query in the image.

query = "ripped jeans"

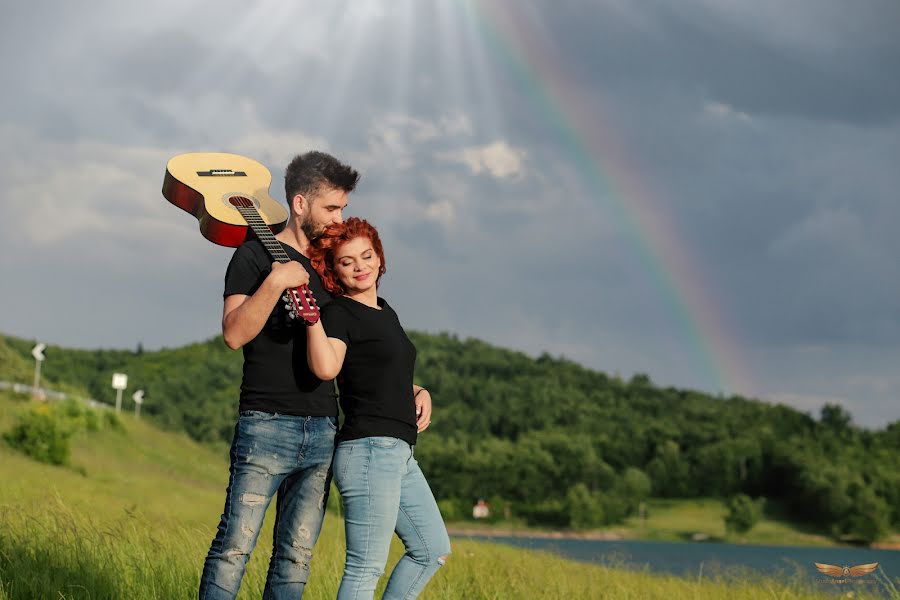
[334,437,451,600]
[199,411,336,600]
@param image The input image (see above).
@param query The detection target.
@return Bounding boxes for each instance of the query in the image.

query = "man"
[198,151,360,599]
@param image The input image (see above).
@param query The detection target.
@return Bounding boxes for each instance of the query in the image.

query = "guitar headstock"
[282,285,320,325]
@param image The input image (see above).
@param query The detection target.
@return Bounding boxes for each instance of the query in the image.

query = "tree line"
[2,332,898,542]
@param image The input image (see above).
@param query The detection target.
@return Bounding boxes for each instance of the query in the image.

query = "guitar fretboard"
[229,195,319,324]
[233,202,291,263]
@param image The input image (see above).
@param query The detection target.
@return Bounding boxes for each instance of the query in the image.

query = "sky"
[1,0,898,428]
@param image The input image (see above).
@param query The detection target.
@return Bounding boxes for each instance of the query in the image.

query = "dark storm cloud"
[1,0,899,427]
[534,0,900,124]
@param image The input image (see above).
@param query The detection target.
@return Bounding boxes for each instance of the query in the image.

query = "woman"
[306,217,450,600]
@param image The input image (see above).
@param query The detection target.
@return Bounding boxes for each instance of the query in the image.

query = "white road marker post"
[31,343,46,399]
[112,373,128,413]
[132,389,144,418]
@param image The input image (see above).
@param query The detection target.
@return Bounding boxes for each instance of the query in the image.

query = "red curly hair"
[309,217,387,296]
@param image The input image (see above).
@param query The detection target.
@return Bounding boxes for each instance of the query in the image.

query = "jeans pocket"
[327,416,338,431]
[368,436,400,449]
[336,444,356,480]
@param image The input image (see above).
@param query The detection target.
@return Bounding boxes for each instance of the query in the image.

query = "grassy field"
[0,391,894,599]
[624,498,841,546]
[447,497,879,550]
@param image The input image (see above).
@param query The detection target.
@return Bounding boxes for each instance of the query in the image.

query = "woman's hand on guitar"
[270,261,310,290]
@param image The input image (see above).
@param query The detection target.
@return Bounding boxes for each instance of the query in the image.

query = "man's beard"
[300,214,324,241]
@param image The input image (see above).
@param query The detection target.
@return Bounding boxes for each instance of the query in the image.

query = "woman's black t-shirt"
[320,296,418,445]
[223,239,337,416]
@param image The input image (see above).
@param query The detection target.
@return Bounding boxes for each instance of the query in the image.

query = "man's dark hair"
[284,151,360,206]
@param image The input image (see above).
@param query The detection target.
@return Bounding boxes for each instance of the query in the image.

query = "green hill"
[0,336,35,384]
[0,391,872,599]
[1,330,898,545]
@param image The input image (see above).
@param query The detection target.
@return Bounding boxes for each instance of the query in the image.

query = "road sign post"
[132,389,144,418]
[31,343,46,399]
[112,373,128,412]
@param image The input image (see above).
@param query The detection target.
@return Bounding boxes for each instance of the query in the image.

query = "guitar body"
[163,152,320,324]
[163,152,288,247]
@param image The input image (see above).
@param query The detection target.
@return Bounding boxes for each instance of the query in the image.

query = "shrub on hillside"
[724,493,764,535]
[567,483,605,529]
[437,498,463,522]
[2,401,122,466]
[517,498,569,528]
[3,406,73,465]
[104,410,124,431]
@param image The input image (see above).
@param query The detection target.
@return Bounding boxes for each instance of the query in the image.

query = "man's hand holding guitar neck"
[223,261,311,350]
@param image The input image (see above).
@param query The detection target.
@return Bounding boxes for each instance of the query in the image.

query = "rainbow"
[465,0,753,396]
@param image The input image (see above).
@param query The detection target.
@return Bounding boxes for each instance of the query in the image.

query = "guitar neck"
[233,204,292,263]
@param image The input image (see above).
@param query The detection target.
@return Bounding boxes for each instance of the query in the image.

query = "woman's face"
[334,236,380,293]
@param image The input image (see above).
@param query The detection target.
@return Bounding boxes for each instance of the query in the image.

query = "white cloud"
[233,130,330,175]
[0,122,325,265]
[423,200,456,226]
[0,127,173,246]
[437,140,526,179]
[356,112,476,171]
[439,113,474,137]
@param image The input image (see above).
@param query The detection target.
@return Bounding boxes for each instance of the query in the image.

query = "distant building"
[472,498,490,519]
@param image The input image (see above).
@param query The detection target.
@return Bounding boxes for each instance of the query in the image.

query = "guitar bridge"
[197,169,247,177]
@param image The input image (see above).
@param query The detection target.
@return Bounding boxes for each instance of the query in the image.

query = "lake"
[453,534,900,596]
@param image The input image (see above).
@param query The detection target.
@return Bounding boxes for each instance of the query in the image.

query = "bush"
[83,409,101,431]
[3,407,73,465]
[724,494,764,535]
[837,486,891,543]
[104,410,124,431]
[598,492,629,525]
[518,499,569,528]
[484,496,513,523]
[567,483,605,529]
[437,498,463,522]
[2,400,118,467]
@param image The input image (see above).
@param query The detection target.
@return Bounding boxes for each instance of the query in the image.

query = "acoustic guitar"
[162,152,320,324]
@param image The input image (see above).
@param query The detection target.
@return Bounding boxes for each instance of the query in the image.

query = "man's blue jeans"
[198,411,337,600]
[333,436,451,600]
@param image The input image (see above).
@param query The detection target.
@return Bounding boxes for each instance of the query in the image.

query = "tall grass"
[3,495,873,600]
[0,394,894,599]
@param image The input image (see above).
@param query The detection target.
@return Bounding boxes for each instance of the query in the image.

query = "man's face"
[297,186,348,240]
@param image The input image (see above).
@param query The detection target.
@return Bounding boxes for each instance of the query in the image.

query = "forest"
[2,331,898,543]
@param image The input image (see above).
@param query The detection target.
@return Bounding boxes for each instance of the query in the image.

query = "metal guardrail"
[0,380,111,410]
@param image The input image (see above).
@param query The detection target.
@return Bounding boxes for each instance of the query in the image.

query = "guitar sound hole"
[224,195,260,210]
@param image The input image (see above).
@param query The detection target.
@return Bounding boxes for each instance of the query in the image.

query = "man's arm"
[222,261,310,349]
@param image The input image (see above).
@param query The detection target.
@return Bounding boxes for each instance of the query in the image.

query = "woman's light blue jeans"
[334,436,451,600]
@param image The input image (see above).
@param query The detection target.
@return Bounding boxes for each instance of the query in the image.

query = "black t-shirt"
[321,296,418,445]
[223,239,337,416]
